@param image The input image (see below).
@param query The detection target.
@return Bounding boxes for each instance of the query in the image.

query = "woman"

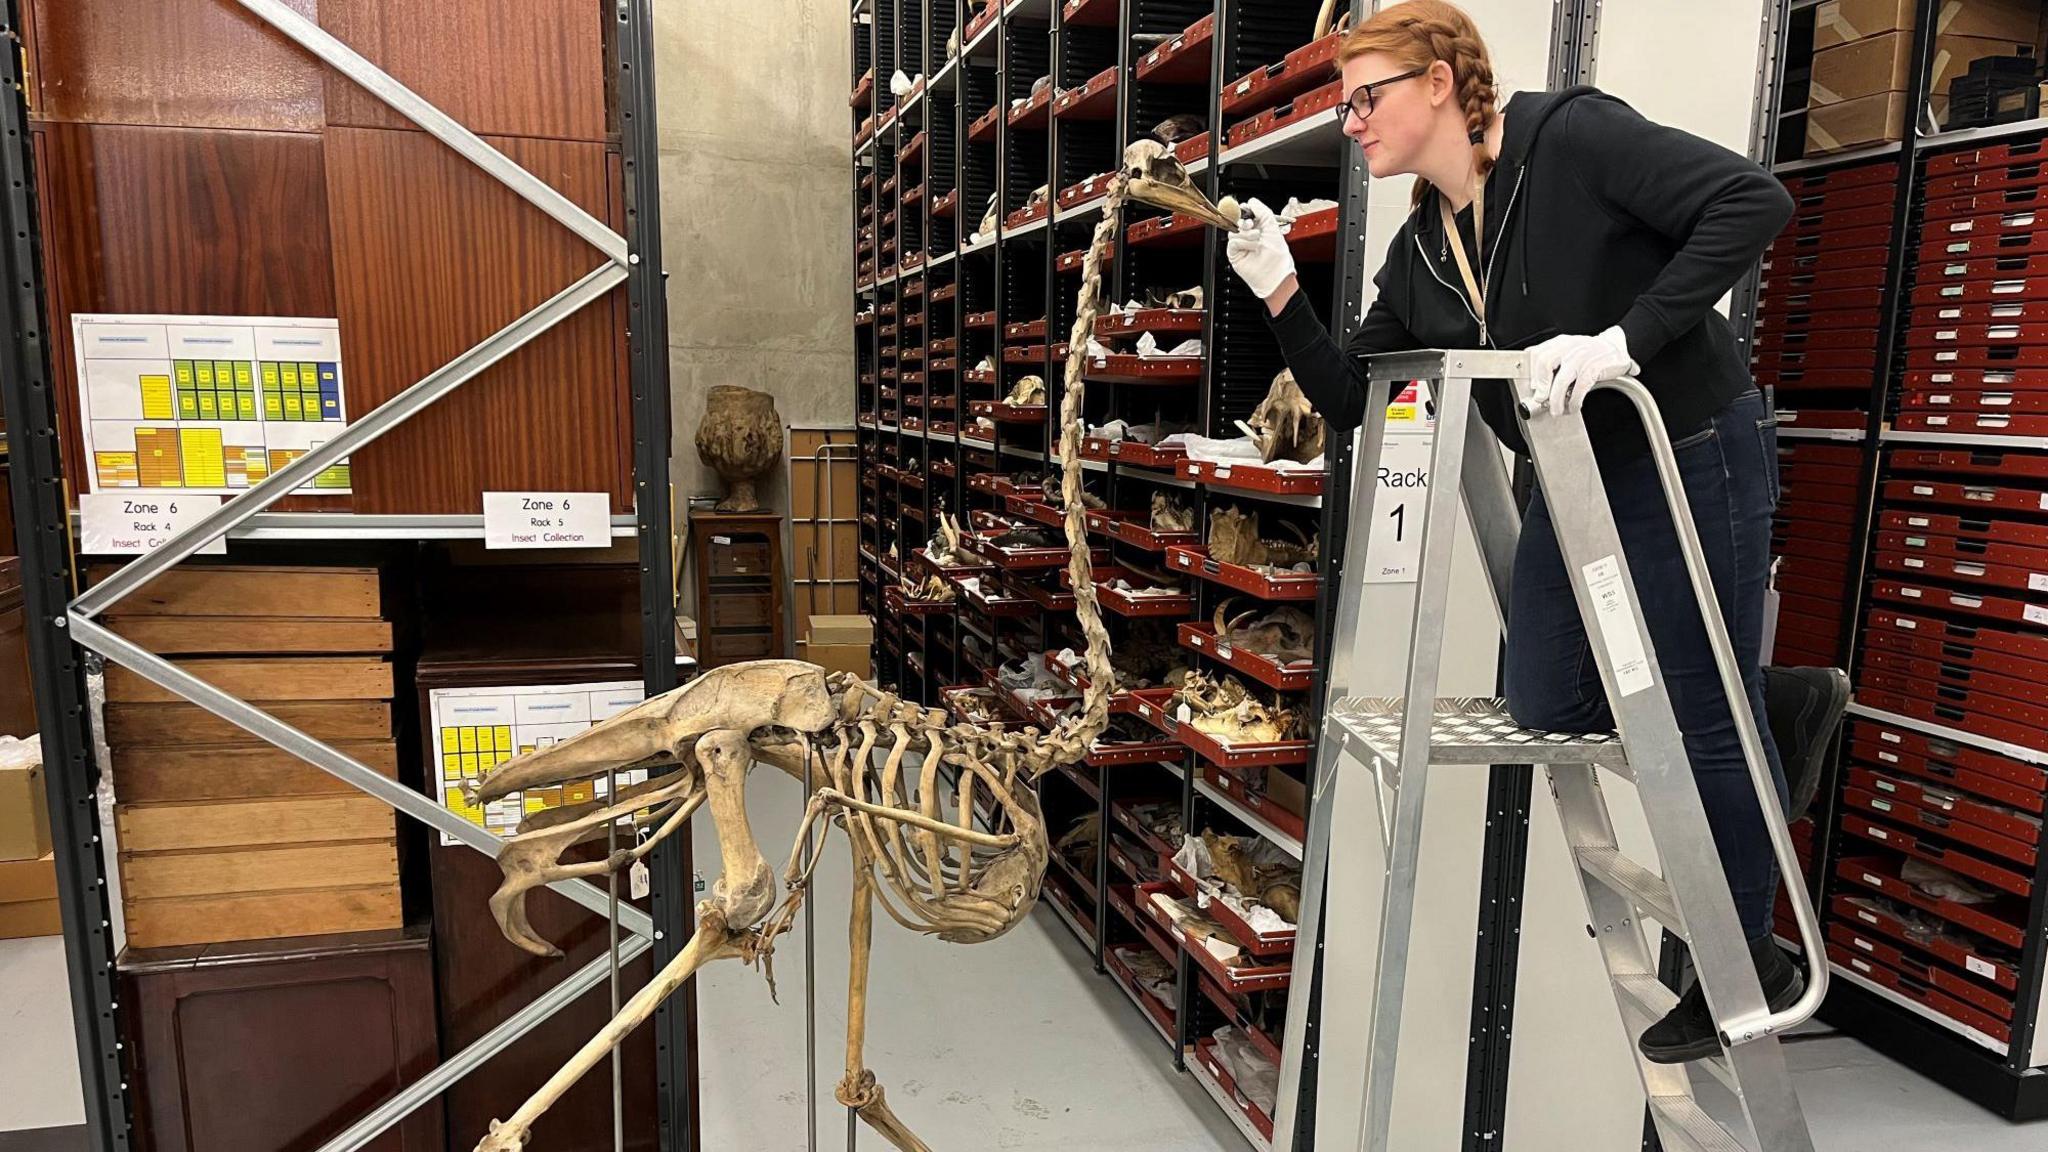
[1225,1,1798,1064]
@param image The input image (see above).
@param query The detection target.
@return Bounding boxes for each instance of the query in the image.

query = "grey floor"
[1,771,2042,1150]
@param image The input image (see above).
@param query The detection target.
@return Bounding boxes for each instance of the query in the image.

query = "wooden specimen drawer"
[705,592,774,629]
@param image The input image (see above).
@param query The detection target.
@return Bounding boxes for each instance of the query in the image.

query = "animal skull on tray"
[467,149,1146,1152]
[1211,597,1316,662]
[1005,373,1047,406]
[1207,505,1319,570]
[1242,368,1326,465]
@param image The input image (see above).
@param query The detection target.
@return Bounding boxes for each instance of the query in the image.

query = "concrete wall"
[655,0,856,519]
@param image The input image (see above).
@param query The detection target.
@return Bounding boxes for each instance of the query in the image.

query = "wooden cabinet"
[121,928,442,1152]
[0,559,32,739]
[689,511,787,668]
[415,567,659,1152]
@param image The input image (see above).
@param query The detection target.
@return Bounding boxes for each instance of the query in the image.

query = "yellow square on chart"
[494,725,513,752]
[460,752,480,778]
[565,782,594,805]
[524,795,549,815]
[441,752,461,777]
[458,727,477,753]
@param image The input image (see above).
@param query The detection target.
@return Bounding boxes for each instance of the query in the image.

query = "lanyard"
[1439,177,1487,345]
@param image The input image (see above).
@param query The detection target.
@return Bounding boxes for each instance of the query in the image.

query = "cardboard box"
[1817,0,2048,51]
[0,755,51,861]
[798,640,871,679]
[807,614,875,646]
[1811,31,2035,104]
[0,851,59,940]
[1807,89,1911,153]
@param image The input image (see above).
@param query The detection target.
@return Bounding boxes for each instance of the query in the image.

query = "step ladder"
[1269,350,1827,1152]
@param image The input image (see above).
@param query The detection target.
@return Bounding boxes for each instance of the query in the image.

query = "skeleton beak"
[1121,140,1240,232]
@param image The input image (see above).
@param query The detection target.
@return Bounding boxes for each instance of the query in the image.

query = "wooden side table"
[689,511,787,667]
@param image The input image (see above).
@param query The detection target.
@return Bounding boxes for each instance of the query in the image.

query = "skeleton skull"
[1121,140,1240,231]
[1244,369,1325,465]
[1149,491,1195,533]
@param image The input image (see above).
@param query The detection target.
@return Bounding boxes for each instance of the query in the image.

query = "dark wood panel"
[34,121,345,512]
[320,0,609,142]
[28,0,325,131]
[122,929,440,1152]
[0,560,33,738]
[325,126,630,514]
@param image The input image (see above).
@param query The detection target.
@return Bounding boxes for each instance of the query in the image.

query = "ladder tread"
[1327,696,1631,767]
[1647,1094,1747,1152]
[1576,846,1682,932]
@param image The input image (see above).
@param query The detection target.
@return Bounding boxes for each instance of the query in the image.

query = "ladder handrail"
[1532,376,1828,1041]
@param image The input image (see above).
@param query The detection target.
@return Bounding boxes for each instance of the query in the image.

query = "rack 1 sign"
[483,492,610,549]
[1362,435,1431,584]
[79,492,227,556]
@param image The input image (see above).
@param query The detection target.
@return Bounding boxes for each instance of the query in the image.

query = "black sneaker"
[1764,665,1850,824]
[1638,937,1804,1064]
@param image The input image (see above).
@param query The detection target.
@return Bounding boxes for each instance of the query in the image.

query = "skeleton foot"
[838,1071,934,1152]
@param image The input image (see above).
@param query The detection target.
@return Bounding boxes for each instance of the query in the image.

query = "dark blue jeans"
[1503,388,1789,941]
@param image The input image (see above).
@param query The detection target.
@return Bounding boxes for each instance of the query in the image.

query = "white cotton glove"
[1524,327,1640,417]
[1226,197,1296,300]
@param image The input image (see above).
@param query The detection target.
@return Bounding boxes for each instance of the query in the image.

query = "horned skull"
[1243,368,1325,465]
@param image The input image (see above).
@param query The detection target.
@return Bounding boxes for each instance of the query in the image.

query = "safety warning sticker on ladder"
[1582,555,1656,696]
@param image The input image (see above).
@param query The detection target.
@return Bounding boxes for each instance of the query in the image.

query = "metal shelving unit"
[1,3,694,1149]
[1748,0,2048,1120]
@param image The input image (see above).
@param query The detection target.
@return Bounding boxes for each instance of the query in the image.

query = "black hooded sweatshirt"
[1266,85,1794,462]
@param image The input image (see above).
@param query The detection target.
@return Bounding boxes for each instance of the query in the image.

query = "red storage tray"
[1784,178,1898,214]
[1919,250,2048,285]
[1905,321,2048,348]
[1178,621,1317,692]
[1860,658,2048,730]
[1871,576,2047,631]
[1781,159,1898,192]
[1755,347,1878,371]
[1851,717,2048,801]
[1767,224,1894,261]
[1753,307,1883,335]
[1776,459,1860,488]
[1915,299,2048,328]
[1057,171,1116,212]
[1761,253,1890,283]
[1086,733,1187,768]
[1875,514,2048,560]
[1128,686,1181,739]
[1135,13,1215,84]
[1925,184,2048,226]
[1756,285,1886,314]
[1286,204,1341,261]
[1874,527,2048,575]
[1178,721,1310,770]
[1198,764,1308,842]
[1126,211,1210,248]
[1179,458,1327,496]
[1095,307,1206,339]
[1053,65,1119,121]
[1847,766,2039,858]
[1220,26,1346,118]
[1925,138,2048,176]
[1004,316,1048,341]
[1873,547,2047,596]
[1084,353,1205,383]
[1097,438,1187,467]
[1136,882,1292,994]
[1901,367,2048,395]
[1857,685,2048,754]
[1167,544,1321,600]
[1090,577,1198,619]
[1912,273,2048,306]
[1887,448,2048,482]
[1919,227,2048,263]
[1835,856,2026,950]
[1192,1037,1277,1141]
[1195,975,1286,1066]
[1004,200,1051,230]
[1880,478,2048,518]
[1225,79,1345,148]
[1753,327,1882,353]
[1755,367,1873,390]
[1774,407,1870,431]
[968,102,1001,143]
[1863,604,2048,667]
[1830,943,2013,1047]
[1894,410,2048,435]
[1103,945,1178,1040]
[1833,894,2020,990]
[1008,85,1053,131]
[1780,201,1901,237]
[1084,509,1200,552]
[1779,440,1864,467]
[1926,157,2048,201]
[1161,853,1295,957]
[1827,925,2014,1021]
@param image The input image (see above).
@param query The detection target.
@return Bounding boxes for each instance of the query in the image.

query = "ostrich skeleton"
[470,141,1239,1152]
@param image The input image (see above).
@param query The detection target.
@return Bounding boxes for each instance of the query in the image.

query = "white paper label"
[1859,909,1880,924]
[1361,435,1432,584]
[1897,618,1918,629]
[1582,555,1655,696]
[2038,492,2048,510]
[1862,872,1884,887]
[630,858,651,900]
[1855,937,1875,952]
[484,491,610,550]
[2025,604,2048,626]
[2029,573,2048,592]
[79,492,226,556]
[1966,956,1996,979]
[1867,826,1890,841]
[1852,958,1873,974]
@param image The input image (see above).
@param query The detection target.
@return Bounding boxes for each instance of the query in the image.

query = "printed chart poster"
[428,680,648,845]
[73,313,353,496]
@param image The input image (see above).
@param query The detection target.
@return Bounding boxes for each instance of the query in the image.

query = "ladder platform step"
[1647,1095,1747,1152]
[1327,696,1630,767]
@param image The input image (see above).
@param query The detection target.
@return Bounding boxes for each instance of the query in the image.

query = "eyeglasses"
[1335,68,1427,125]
